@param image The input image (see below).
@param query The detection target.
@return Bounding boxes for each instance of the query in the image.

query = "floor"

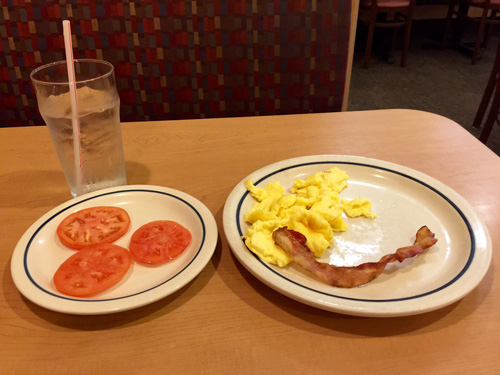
[348,18,500,157]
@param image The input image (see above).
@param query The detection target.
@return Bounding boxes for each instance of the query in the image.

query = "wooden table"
[1,109,499,374]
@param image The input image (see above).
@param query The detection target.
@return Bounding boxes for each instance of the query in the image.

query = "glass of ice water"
[30,59,127,197]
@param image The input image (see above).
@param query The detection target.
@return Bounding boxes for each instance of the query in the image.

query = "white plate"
[11,185,218,315]
[223,155,492,317]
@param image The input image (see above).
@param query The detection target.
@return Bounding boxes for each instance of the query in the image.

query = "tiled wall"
[0,0,352,126]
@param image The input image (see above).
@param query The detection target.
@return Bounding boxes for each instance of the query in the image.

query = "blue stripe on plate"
[236,161,475,303]
[24,189,206,302]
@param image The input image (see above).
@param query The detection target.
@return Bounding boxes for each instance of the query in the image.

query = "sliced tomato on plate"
[129,220,192,264]
[56,206,131,250]
[53,243,133,297]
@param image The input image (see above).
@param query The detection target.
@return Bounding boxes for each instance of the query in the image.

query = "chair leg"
[482,10,496,48]
[390,25,398,56]
[441,0,457,49]
[363,11,377,69]
[479,80,500,143]
[472,8,490,64]
[473,70,498,128]
[401,20,413,67]
[473,39,500,128]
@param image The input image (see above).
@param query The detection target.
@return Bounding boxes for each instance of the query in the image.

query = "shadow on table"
[228,249,494,336]
[4,231,223,330]
[124,161,151,185]
[0,169,69,206]
[0,160,152,205]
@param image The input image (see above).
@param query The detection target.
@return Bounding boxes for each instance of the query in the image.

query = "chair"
[358,0,417,68]
[472,36,500,142]
[0,0,356,127]
[442,0,500,64]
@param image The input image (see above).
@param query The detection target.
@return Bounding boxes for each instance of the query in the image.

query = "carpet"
[348,18,500,157]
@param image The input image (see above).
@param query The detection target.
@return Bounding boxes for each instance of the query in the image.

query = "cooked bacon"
[272,226,437,288]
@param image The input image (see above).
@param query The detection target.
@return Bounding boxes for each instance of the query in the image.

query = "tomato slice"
[129,220,192,264]
[53,243,133,297]
[57,206,131,250]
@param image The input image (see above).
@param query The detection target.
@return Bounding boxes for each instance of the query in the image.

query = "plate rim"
[222,155,492,317]
[11,184,218,315]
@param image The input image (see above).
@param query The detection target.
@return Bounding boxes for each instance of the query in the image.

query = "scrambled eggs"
[243,167,376,267]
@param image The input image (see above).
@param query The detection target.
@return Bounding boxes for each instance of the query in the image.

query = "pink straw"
[63,20,83,195]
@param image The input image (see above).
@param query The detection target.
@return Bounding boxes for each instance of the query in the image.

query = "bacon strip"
[272,226,437,288]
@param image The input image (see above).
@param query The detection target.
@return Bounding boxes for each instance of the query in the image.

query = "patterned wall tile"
[0,0,351,126]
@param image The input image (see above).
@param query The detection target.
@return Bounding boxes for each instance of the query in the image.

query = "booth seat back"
[0,0,353,126]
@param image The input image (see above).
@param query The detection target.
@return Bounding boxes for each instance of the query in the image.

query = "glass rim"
[30,59,114,86]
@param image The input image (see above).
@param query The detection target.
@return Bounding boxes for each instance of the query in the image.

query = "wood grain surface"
[1,110,498,374]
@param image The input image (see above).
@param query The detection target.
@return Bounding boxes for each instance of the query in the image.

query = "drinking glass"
[31,59,127,197]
